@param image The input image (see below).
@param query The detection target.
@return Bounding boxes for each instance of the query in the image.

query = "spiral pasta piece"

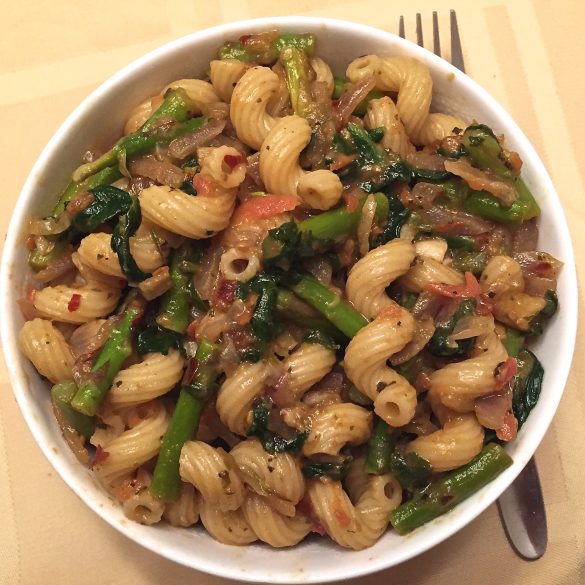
[259,115,342,210]
[210,59,248,102]
[179,441,245,512]
[283,342,336,404]
[364,96,414,158]
[199,499,257,545]
[164,79,220,112]
[123,489,165,525]
[345,309,417,427]
[346,55,465,144]
[307,469,401,550]
[77,233,125,279]
[18,318,74,384]
[242,494,311,547]
[430,332,509,412]
[303,403,372,456]
[94,401,169,485]
[216,360,272,435]
[479,255,525,297]
[399,257,465,292]
[310,57,334,97]
[346,239,416,319]
[230,66,281,150]
[163,483,200,527]
[33,283,121,324]
[230,438,305,511]
[108,350,185,406]
[405,413,485,472]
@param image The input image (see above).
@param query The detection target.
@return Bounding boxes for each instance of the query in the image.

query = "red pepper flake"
[331,99,340,108]
[496,411,518,442]
[495,357,517,389]
[223,153,245,169]
[67,293,82,312]
[192,174,214,196]
[426,271,481,300]
[182,358,200,385]
[91,444,109,468]
[342,193,360,213]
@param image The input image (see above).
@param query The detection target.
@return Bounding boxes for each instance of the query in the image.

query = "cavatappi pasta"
[20,29,561,548]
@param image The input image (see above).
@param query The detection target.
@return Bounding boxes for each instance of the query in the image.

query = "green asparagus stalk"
[365,418,397,474]
[297,192,388,240]
[504,328,525,357]
[51,380,96,438]
[280,46,313,117]
[71,90,203,183]
[276,289,347,342]
[289,275,368,338]
[71,305,142,416]
[28,237,70,271]
[150,338,217,501]
[52,165,122,217]
[389,443,513,535]
[139,87,195,133]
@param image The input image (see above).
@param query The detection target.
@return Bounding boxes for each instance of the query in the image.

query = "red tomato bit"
[67,293,82,312]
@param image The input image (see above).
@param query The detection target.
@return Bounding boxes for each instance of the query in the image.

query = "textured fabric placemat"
[1,1,583,583]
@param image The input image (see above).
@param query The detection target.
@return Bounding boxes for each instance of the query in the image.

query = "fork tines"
[399,10,465,73]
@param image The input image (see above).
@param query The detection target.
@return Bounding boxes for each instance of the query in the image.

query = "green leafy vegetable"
[512,349,544,428]
[369,189,411,249]
[301,329,339,351]
[527,290,558,336]
[390,450,433,490]
[51,381,96,438]
[137,322,184,356]
[72,185,132,233]
[365,418,398,474]
[250,274,279,345]
[302,459,352,481]
[427,299,476,357]
[111,197,150,282]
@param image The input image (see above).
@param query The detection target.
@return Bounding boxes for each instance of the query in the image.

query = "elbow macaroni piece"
[95,401,169,486]
[210,59,248,102]
[230,66,281,150]
[18,318,74,384]
[345,309,418,427]
[364,96,414,158]
[242,493,311,547]
[346,239,416,319]
[346,55,465,145]
[480,255,525,297]
[219,247,261,282]
[216,360,272,436]
[259,115,343,210]
[122,488,165,525]
[199,499,257,546]
[163,79,220,112]
[283,342,337,404]
[230,438,305,511]
[33,283,121,324]
[303,403,372,456]
[163,483,200,527]
[179,441,245,512]
[405,413,484,472]
[430,332,509,412]
[108,350,185,406]
[307,469,401,550]
[399,257,465,292]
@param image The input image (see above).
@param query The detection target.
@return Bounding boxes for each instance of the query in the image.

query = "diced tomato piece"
[495,357,517,389]
[223,153,246,169]
[192,174,214,196]
[378,305,403,321]
[426,271,481,300]
[67,293,81,312]
[342,193,360,213]
[26,286,37,302]
[329,154,357,171]
[233,195,299,223]
[496,411,518,442]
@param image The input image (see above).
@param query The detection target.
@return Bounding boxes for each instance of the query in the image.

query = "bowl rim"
[1,15,578,584]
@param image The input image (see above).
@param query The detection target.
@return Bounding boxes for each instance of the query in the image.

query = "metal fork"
[398,10,548,562]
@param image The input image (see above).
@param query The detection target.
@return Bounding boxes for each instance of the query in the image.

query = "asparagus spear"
[280,46,313,117]
[51,380,96,438]
[365,417,397,474]
[28,237,71,271]
[389,443,513,535]
[218,32,315,63]
[71,89,202,183]
[71,304,142,416]
[150,338,217,501]
[289,275,368,338]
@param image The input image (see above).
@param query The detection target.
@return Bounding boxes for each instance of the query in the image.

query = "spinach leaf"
[72,185,132,233]
[137,322,184,356]
[302,459,352,481]
[111,197,151,282]
[527,290,558,336]
[247,396,307,454]
[302,329,339,351]
[390,450,432,490]
[369,190,410,248]
[427,299,476,357]
[512,349,544,428]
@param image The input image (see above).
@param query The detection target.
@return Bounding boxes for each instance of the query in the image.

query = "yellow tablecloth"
[1,1,583,583]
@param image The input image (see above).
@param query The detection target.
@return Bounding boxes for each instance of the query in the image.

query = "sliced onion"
[305,257,333,286]
[448,315,494,342]
[128,155,185,189]
[357,194,377,257]
[168,119,226,160]
[417,206,495,235]
[510,218,538,254]
[414,238,448,262]
[524,275,557,296]
[334,76,376,128]
[33,235,55,255]
[408,182,444,211]
[514,251,563,279]
[391,316,435,365]
[32,250,74,283]
[194,243,223,300]
[406,152,446,171]
[69,319,107,359]
[29,213,72,236]
[475,388,512,430]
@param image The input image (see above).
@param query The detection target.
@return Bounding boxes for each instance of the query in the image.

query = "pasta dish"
[18,29,561,549]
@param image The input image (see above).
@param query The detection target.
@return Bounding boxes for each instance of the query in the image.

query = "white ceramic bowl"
[1,16,578,584]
